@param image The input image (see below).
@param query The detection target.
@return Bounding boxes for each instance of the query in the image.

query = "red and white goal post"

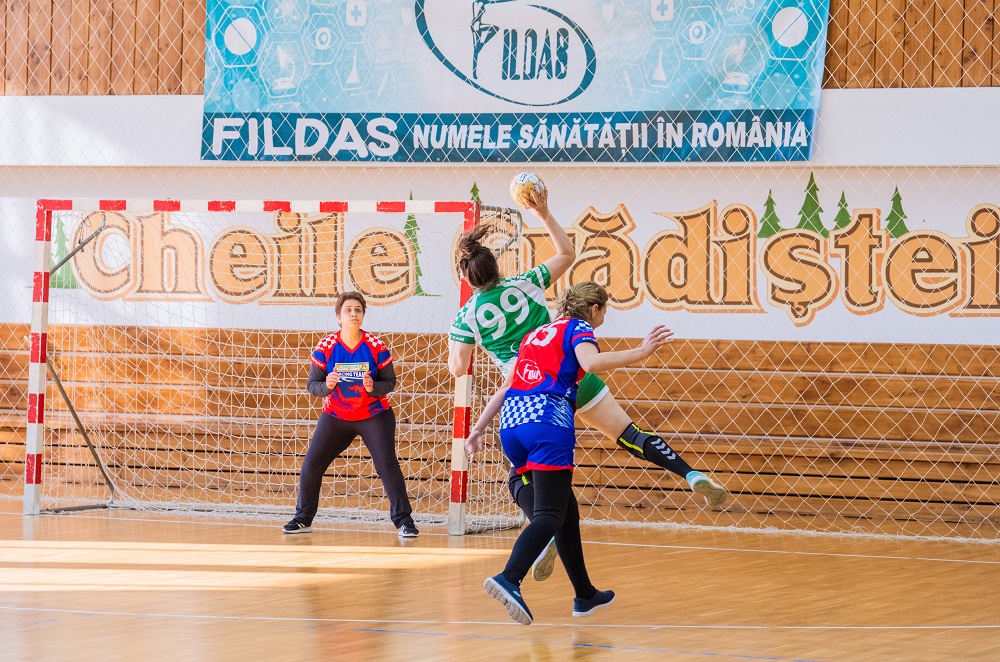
[26,198,519,534]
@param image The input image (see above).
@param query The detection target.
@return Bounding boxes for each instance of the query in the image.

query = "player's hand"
[363,371,374,393]
[638,325,674,359]
[521,187,549,218]
[465,428,485,463]
[326,371,341,388]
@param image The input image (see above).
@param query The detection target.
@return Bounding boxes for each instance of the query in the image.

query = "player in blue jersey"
[451,186,727,581]
[283,292,419,538]
[480,281,674,624]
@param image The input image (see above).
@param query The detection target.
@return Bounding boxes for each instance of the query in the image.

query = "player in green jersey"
[448,185,728,580]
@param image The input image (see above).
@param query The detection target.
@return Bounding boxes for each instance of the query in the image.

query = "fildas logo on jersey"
[415,0,596,107]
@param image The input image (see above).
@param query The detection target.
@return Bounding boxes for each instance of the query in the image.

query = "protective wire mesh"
[29,206,522,532]
[0,1,999,540]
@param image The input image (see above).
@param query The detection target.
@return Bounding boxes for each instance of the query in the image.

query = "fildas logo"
[415,0,596,106]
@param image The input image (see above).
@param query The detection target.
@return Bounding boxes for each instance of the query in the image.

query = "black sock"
[617,422,695,478]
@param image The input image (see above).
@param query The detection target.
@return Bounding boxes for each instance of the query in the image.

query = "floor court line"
[1,605,998,631]
[8,509,1000,566]
[0,607,834,662]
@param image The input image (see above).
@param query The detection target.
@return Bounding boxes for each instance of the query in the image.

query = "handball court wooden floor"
[1,501,998,661]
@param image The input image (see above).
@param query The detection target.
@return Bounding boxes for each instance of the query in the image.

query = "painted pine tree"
[50,215,78,289]
[758,189,782,238]
[796,172,827,237]
[832,192,852,230]
[470,182,481,203]
[885,186,910,238]
[403,191,434,296]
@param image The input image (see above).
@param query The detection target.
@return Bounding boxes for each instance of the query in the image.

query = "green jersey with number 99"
[450,264,552,375]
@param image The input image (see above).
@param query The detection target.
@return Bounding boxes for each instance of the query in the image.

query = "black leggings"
[294,409,414,528]
[502,469,595,600]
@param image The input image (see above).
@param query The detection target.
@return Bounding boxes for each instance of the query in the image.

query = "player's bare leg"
[577,393,729,509]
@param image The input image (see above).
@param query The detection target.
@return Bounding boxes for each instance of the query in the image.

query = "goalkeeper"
[449,186,728,577]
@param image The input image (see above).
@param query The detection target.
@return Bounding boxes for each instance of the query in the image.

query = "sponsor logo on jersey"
[516,359,544,386]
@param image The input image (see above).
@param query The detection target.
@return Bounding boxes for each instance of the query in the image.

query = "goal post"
[25,197,523,533]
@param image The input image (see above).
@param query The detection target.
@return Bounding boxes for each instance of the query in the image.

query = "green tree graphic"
[795,172,827,237]
[50,215,78,289]
[470,182,482,203]
[832,192,852,231]
[404,192,436,296]
[758,189,782,238]
[885,186,910,238]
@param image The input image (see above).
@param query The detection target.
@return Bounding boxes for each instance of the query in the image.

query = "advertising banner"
[8,167,998,344]
[202,0,830,163]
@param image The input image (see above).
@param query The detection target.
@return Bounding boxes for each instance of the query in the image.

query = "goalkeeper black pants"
[295,409,414,528]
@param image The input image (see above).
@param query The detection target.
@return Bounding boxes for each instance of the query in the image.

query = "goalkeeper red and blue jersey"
[311,330,393,421]
[500,317,599,432]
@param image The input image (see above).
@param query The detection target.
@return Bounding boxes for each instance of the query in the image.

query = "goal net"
[27,198,524,533]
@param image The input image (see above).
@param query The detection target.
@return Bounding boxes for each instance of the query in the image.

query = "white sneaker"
[531,537,558,581]
[688,473,729,510]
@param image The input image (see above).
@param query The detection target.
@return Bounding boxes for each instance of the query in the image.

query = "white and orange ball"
[509,171,546,207]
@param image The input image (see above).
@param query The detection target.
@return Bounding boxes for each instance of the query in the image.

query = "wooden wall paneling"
[156,0,181,93]
[0,1,6,94]
[66,0,90,94]
[180,0,204,94]
[844,0,878,87]
[26,0,51,94]
[87,0,111,94]
[994,0,1000,85]
[824,0,851,88]
[903,0,936,86]
[132,0,158,94]
[933,0,966,84]
[5,0,30,94]
[50,0,78,94]
[874,0,907,87]
[49,0,68,93]
[961,0,994,86]
[110,0,136,94]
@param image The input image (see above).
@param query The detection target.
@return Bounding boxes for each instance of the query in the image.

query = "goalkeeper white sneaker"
[687,472,729,510]
[531,537,558,581]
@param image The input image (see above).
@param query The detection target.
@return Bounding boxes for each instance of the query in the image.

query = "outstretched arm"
[521,187,575,283]
[575,325,674,374]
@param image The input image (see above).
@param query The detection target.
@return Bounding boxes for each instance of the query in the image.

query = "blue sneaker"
[572,589,615,617]
[484,574,533,625]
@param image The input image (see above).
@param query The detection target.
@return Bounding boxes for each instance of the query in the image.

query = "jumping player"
[480,281,675,624]
[449,186,728,578]
[283,292,419,538]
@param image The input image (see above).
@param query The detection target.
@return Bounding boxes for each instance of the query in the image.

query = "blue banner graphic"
[202,0,831,163]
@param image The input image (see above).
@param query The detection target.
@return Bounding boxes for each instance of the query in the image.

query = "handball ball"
[509,171,546,207]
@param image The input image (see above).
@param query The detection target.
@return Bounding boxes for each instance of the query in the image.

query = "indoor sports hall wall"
[1,0,997,94]
[1,0,999,539]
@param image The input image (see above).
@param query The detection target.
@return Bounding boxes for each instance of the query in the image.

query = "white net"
[34,202,521,532]
[21,175,1000,541]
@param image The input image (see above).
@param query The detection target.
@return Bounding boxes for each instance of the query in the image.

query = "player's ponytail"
[457,226,501,290]
[556,281,609,323]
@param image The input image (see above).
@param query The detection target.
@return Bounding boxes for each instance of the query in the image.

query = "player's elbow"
[448,341,474,378]
[448,354,468,378]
